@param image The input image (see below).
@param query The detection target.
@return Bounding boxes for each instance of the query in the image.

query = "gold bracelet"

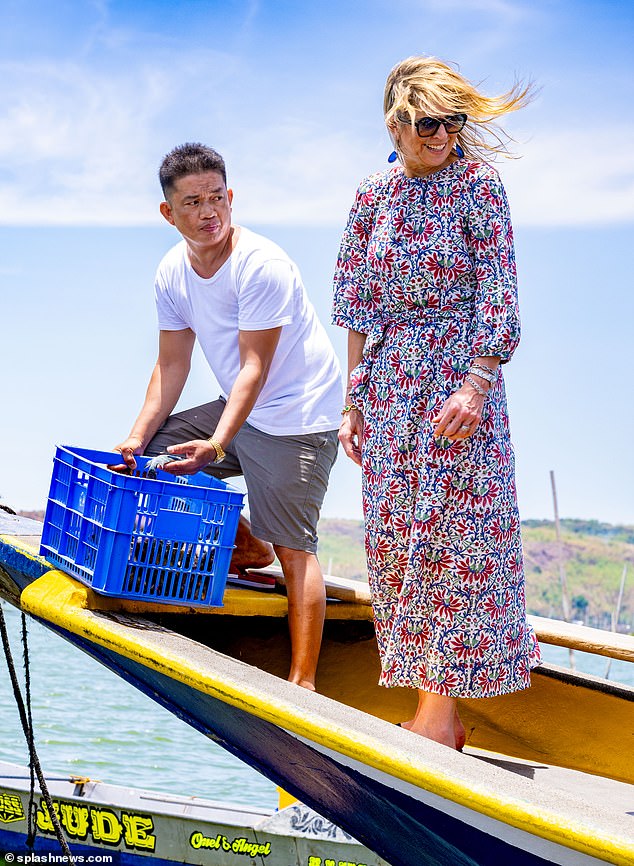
[341,404,362,415]
[207,438,226,464]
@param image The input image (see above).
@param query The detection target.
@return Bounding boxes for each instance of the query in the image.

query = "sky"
[1,0,633,527]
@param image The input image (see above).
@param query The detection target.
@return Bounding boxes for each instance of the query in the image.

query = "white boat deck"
[467,748,634,822]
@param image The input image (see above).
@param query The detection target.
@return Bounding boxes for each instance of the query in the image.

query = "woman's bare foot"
[400,709,465,749]
[399,694,465,751]
[408,717,456,748]
[454,710,466,751]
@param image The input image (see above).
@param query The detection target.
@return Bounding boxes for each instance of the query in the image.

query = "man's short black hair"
[159,143,227,198]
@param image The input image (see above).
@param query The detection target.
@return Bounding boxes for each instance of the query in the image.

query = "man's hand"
[160,439,218,474]
[110,435,144,471]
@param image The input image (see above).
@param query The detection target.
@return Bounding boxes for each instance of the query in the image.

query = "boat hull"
[0,761,386,866]
[8,618,601,866]
[2,514,634,866]
[16,589,631,866]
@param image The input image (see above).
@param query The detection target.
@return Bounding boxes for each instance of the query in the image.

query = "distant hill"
[317,517,634,632]
[18,510,633,632]
[15,509,42,521]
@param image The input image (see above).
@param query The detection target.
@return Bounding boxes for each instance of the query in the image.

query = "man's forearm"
[207,325,281,451]
[210,363,267,448]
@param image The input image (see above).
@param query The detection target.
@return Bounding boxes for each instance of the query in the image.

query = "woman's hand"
[339,408,364,466]
[433,381,486,440]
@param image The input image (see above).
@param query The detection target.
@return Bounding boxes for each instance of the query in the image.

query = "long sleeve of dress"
[332,176,381,334]
[466,166,521,363]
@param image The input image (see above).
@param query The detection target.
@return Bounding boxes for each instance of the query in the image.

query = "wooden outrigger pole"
[605,564,628,679]
[549,470,575,670]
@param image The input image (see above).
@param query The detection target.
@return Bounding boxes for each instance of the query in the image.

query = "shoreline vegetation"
[315,517,634,634]
[17,511,634,635]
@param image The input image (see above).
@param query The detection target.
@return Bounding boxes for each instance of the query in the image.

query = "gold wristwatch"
[207,438,226,464]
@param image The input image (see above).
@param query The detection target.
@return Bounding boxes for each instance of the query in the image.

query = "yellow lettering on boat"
[36,799,59,832]
[307,858,367,866]
[189,830,272,857]
[0,792,25,824]
[91,807,123,844]
[190,830,223,850]
[122,812,156,851]
[59,802,89,838]
[35,798,155,850]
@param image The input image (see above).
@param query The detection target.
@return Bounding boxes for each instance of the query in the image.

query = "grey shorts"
[146,399,338,554]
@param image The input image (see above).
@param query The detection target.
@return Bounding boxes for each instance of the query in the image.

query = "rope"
[0,603,72,856]
[21,613,36,847]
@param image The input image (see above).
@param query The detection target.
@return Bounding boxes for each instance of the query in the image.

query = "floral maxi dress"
[332,160,541,698]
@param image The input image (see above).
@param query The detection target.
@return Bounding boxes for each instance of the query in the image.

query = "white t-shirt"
[154,227,343,435]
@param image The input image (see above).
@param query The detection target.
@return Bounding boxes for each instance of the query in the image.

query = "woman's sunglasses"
[397,113,467,138]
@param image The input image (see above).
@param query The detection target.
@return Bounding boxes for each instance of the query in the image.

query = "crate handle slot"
[59,447,131,468]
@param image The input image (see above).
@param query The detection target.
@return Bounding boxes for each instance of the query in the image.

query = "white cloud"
[0,59,167,225]
[0,45,632,230]
[229,121,382,227]
[0,53,383,228]
[396,0,538,63]
[502,128,634,226]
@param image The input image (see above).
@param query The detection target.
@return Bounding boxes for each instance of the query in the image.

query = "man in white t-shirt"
[116,143,343,691]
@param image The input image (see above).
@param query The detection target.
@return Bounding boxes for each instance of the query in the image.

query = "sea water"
[0,602,277,809]
[0,601,632,809]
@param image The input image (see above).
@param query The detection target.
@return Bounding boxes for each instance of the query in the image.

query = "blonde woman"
[333,56,540,750]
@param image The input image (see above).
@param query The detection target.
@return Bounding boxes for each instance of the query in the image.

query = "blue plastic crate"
[40,446,244,607]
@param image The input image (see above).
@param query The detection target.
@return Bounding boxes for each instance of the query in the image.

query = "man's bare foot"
[230,546,275,573]
[288,678,316,691]
[230,517,275,573]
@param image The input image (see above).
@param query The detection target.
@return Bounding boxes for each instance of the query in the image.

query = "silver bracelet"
[469,361,498,381]
[465,374,488,396]
[468,364,496,384]
[470,361,496,374]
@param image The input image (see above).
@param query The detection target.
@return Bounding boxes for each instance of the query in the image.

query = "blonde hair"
[384,55,534,160]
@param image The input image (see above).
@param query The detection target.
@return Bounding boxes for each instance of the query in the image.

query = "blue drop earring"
[388,150,398,163]
[455,143,464,158]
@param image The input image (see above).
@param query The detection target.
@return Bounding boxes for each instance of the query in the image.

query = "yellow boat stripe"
[0,533,47,566]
